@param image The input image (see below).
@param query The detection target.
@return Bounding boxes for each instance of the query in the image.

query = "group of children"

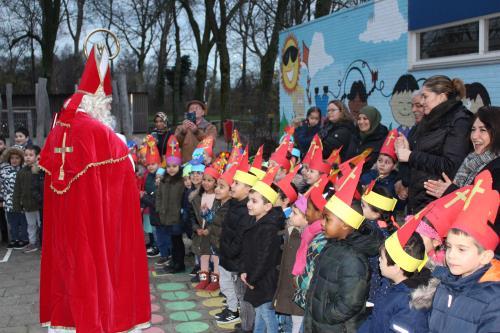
[0,128,44,253]
[133,126,499,333]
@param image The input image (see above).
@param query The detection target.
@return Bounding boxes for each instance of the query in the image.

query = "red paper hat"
[385,205,432,272]
[308,146,331,174]
[77,46,112,96]
[228,144,243,166]
[232,129,242,149]
[252,166,280,204]
[238,146,251,172]
[303,134,323,165]
[249,145,266,179]
[305,174,330,211]
[220,162,239,186]
[451,170,499,251]
[276,164,301,203]
[196,136,214,157]
[270,137,291,171]
[144,135,161,165]
[326,146,342,166]
[165,135,182,165]
[423,185,473,239]
[380,129,398,161]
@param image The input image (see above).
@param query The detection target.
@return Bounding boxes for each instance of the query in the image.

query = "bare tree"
[154,0,174,112]
[62,0,85,56]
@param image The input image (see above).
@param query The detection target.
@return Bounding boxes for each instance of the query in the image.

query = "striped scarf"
[454,150,497,187]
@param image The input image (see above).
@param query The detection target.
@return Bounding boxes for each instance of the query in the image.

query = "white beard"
[78,94,117,130]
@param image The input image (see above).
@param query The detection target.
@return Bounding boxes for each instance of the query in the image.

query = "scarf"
[453,150,497,187]
[359,106,381,140]
[292,219,323,276]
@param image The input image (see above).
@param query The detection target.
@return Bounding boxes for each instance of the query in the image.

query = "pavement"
[0,244,237,333]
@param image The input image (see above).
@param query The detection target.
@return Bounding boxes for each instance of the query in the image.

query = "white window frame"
[408,13,500,71]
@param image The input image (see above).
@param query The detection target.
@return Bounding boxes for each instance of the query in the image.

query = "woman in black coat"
[395,75,472,214]
[349,105,389,173]
[295,107,321,157]
[319,100,356,161]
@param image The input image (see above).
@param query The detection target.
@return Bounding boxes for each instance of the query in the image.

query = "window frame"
[408,13,500,71]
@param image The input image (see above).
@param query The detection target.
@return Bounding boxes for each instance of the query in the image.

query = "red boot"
[195,271,210,290]
[205,272,220,291]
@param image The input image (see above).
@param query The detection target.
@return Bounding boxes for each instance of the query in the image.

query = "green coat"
[156,177,184,226]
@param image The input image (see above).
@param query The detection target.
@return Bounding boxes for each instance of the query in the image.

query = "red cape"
[39,110,151,332]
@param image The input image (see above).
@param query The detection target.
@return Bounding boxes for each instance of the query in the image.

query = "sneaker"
[23,244,38,253]
[7,241,16,249]
[189,266,199,276]
[14,240,28,250]
[214,307,230,319]
[155,257,169,266]
[147,247,160,258]
[190,274,200,283]
[216,309,240,324]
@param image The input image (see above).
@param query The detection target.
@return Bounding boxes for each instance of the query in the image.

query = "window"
[409,15,500,70]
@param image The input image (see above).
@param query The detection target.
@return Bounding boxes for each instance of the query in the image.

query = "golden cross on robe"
[385,132,396,146]
[54,132,73,180]
[338,166,358,192]
[464,180,486,210]
[444,189,470,209]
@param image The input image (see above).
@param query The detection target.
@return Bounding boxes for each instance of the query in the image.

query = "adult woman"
[319,100,356,161]
[395,75,472,214]
[350,105,388,173]
[150,112,173,159]
[295,107,321,157]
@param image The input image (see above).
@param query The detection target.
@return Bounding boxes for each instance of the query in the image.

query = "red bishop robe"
[39,107,151,332]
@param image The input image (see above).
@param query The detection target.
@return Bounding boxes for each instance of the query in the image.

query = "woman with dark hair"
[150,112,174,159]
[319,100,356,161]
[395,75,472,214]
[350,105,389,173]
[295,107,321,157]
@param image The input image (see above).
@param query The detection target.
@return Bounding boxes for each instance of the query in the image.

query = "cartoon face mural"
[347,80,368,120]
[463,82,491,114]
[390,74,420,127]
[281,35,301,94]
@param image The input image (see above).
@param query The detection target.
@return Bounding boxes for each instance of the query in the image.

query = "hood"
[256,206,286,230]
[403,267,432,289]
[344,221,384,257]
[410,276,440,310]
[434,262,492,292]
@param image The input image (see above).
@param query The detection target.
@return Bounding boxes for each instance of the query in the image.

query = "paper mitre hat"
[362,180,398,212]
[326,146,342,166]
[385,206,431,273]
[325,160,365,229]
[77,45,112,97]
[144,135,161,165]
[450,170,499,251]
[422,185,473,239]
[302,134,323,165]
[252,166,280,204]
[196,136,214,158]
[304,174,330,211]
[204,152,229,180]
[308,145,331,174]
[270,136,291,171]
[249,145,266,180]
[232,129,243,150]
[227,143,243,167]
[220,162,239,187]
[233,149,257,187]
[165,135,182,166]
[276,164,301,203]
[379,129,398,161]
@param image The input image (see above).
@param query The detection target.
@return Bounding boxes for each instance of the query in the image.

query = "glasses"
[328,108,340,113]
[282,46,298,66]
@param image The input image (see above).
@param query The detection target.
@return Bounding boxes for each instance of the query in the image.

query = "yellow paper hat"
[361,180,397,212]
[251,166,279,204]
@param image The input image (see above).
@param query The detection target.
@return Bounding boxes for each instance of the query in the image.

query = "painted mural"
[279,0,497,133]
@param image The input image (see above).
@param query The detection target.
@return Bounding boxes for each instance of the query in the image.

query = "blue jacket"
[359,269,432,333]
[295,123,320,157]
[429,260,500,333]
[360,169,398,199]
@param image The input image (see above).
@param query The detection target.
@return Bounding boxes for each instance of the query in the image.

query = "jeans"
[254,302,278,333]
[6,211,28,242]
[25,211,41,245]
[155,225,172,258]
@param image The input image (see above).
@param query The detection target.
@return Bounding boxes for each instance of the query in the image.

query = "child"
[358,214,431,333]
[360,129,399,198]
[187,161,205,280]
[14,127,31,148]
[217,162,257,332]
[13,145,43,253]
[181,164,194,239]
[155,136,186,275]
[191,164,219,290]
[0,136,8,244]
[240,167,285,332]
[428,171,500,332]
[0,146,28,249]
[273,194,308,333]
[268,138,291,182]
[304,161,382,332]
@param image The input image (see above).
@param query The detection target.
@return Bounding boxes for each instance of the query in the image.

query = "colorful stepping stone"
[157,282,186,291]
[151,314,164,324]
[217,321,240,330]
[202,297,225,308]
[150,294,157,302]
[161,291,190,301]
[175,322,209,333]
[142,327,165,333]
[164,301,196,311]
[195,290,221,298]
[151,303,160,312]
[169,310,202,322]
[208,308,224,317]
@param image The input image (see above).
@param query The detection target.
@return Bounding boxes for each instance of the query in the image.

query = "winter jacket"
[13,165,43,212]
[140,172,160,226]
[208,199,230,253]
[349,124,389,173]
[150,128,174,157]
[156,176,184,226]
[360,169,398,198]
[181,187,195,238]
[428,260,500,333]
[0,164,21,212]
[241,207,285,307]
[358,268,432,333]
[189,189,217,256]
[303,223,382,333]
[319,120,356,161]
[175,118,217,163]
[295,123,321,157]
[407,100,472,213]
[273,227,304,316]
[219,197,252,272]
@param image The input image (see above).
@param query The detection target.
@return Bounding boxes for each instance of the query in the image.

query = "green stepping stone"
[157,282,186,291]
[170,311,202,322]
[165,301,196,311]
[161,291,190,301]
[175,322,209,333]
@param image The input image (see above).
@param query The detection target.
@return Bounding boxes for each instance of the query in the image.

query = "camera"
[185,112,196,123]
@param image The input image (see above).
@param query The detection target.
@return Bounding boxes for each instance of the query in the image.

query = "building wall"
[279,0,500,133]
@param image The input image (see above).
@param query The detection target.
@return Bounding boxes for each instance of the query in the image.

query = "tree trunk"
[73,0,85,55]
[172,6,182,126]
[155,5,172,113]
[315,0,332,18]
[39,0,61,92]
